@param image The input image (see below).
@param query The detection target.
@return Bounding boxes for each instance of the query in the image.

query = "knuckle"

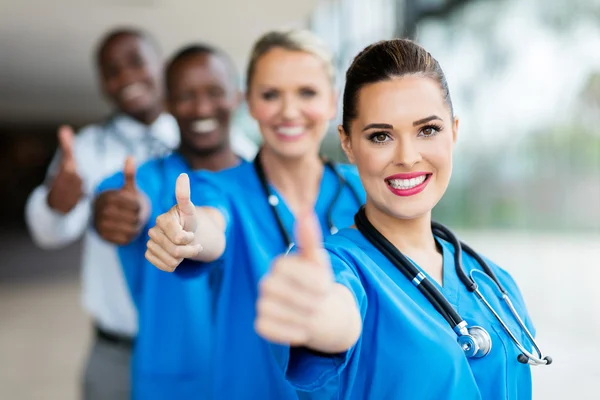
[259,276,275,295]
[172,231,183,244]
[272,257,288,275]
[171,246,182,259]
[167,260,179,271]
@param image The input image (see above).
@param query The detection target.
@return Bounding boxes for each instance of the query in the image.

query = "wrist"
[304,283,361,353]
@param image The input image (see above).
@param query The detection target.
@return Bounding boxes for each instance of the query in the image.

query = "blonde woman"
[146,30,365,399]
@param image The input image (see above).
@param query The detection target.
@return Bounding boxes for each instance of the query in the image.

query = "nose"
[115,67,137,87]
[394,137,422,168]
[281,94,301,120]
[193,94,214,117]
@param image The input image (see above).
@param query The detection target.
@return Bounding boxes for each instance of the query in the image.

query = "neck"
[127,103,163,125]
[364,201,437,255]
[259,145,323,213]
[178,145,239,172]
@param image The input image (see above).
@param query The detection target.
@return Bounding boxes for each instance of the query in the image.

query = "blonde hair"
[246,29,335,90]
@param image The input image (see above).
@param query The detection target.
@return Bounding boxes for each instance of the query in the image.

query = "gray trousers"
[82,336,131,400]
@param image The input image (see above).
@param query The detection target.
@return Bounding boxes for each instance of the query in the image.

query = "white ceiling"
[0,0,318,125]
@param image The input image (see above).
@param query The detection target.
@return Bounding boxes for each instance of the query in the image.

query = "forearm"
[189,206,227,263]
[25,185,90,249]
[304,283,362,354]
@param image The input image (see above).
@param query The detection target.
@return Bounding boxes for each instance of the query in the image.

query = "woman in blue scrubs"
[254,39,548,399]
[145,30,365,399]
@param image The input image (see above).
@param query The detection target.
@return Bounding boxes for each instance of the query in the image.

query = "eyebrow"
[413,115,442,126]
[362,123,393,132]
[361,115,443,132]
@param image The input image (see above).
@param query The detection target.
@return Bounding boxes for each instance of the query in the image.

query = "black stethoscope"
[253,150,363,250]
[354,206,552,366]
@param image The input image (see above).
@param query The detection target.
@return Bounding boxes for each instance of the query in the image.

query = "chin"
[191,140,226,156]
[268,139,318,160]
[121,98,156,116]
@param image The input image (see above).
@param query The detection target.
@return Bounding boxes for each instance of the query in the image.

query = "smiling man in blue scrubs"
[93,43,256,399]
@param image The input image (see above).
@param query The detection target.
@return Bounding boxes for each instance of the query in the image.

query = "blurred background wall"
[1,0,598,399]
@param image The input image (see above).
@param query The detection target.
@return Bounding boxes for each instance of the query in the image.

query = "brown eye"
[418,125,442,138]
[368,132,391,144]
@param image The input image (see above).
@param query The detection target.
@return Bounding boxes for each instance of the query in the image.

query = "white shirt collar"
[110,112,180,149]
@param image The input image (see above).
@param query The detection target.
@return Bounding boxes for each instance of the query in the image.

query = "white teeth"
[191,119,219,134]
[276,126,304,137]
[388,175,427,190]
[120,83,146,101]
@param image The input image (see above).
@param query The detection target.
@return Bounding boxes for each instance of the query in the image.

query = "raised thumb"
[58,125,76,171]
[123,156,136,192]
[294,207,324,265]
[175,173,197,232]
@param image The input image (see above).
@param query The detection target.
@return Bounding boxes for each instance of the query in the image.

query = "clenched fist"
[255,209,335,346]
[94,157,145,245]
[145,173,203,272]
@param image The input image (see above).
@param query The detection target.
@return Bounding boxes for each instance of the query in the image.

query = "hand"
[255,208,334,346]
[94,157,144,245]
[47,125,84,213]
[145,173,203,272]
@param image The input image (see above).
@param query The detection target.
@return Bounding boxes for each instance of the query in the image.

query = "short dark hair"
[165,44,238,93]
[95,27,159,66]
[342,39,453,134]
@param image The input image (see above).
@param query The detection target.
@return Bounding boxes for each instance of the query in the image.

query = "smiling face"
[98,33,163,121]
[340,75,458,221]
[167,51,239,155]
[246,47,337,160]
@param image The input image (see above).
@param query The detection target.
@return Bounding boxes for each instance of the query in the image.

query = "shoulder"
[189,160,253,209]
[72,122,105,149]
[134,157,167,192]
[323,230,366,273]
[137,156,164,177]
[453,240,526,300]
[478,255,522,296]
[194,160,252,190]
[331,163,364,196]
[331,163,360,185]
[333,162,358,177]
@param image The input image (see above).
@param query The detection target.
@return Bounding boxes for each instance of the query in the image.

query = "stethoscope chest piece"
[458,326,492,359]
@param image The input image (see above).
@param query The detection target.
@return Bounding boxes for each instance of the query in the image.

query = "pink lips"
[385,172,431,197]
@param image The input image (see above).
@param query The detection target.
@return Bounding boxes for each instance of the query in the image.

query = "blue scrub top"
[97,152,228,400]
[176,160,365,400]
[274,228,536,400]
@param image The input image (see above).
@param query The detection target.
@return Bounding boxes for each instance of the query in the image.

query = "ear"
[452,116,459,145]
[338,125,355,164]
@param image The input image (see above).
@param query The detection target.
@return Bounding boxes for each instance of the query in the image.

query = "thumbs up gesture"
[255,208,335,347]
[94,157,145,245]
[145,173,203,272]
[47,125,84,213]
